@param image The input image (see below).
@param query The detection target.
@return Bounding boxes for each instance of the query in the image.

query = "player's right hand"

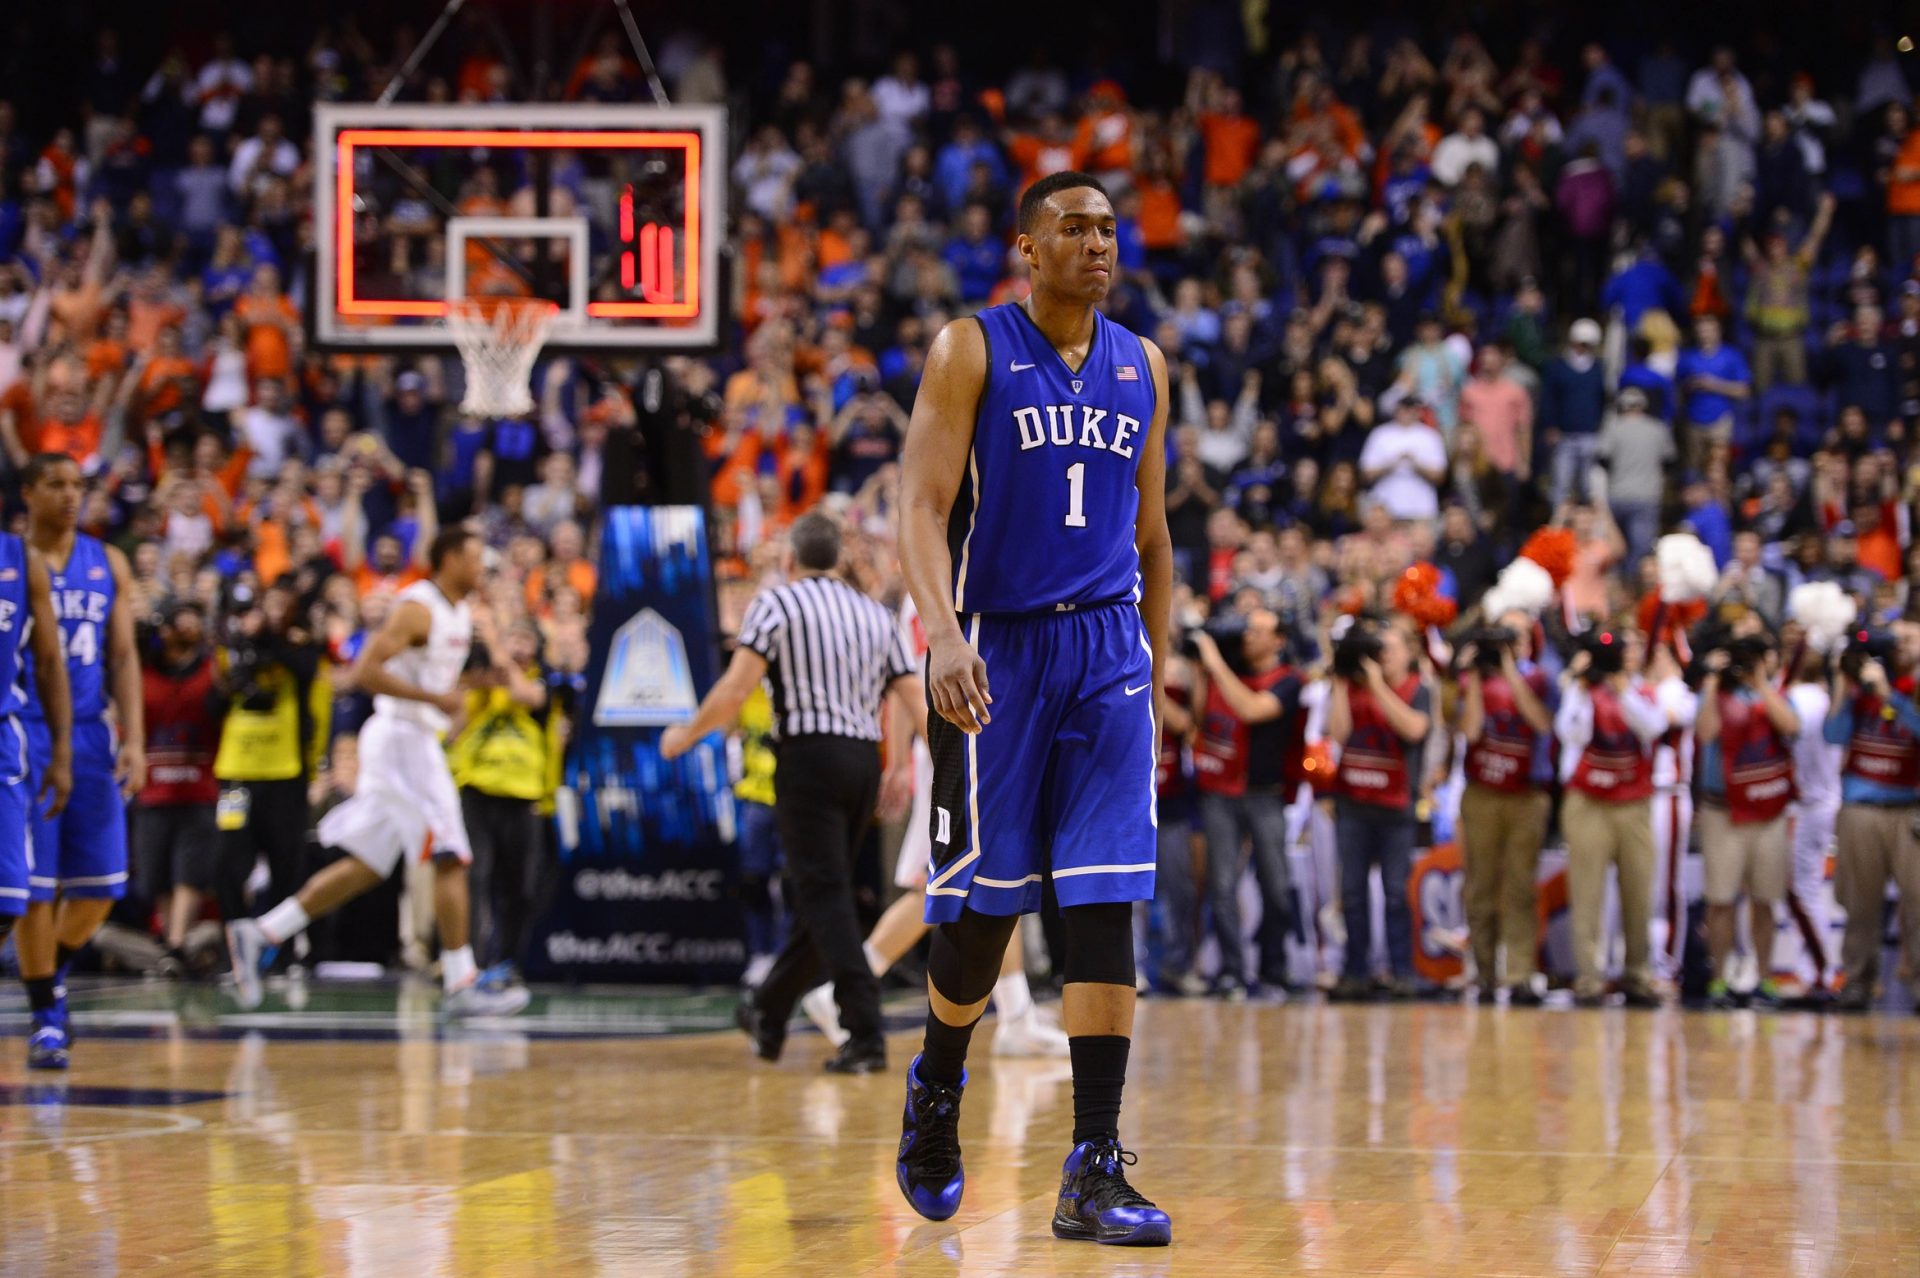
[928,637,991,734]
[40,752,71,819]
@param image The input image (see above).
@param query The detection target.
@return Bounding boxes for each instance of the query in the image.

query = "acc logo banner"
[594,607,697,726]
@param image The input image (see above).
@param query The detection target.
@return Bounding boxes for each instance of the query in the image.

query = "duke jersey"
[21,534,127,902]
[23,534,114,729]
[0,535,30,777]
[949,304,1156,613]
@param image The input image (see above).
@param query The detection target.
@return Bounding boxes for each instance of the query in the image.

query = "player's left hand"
[659,725,695,760]
[115,744,145,800]
[40,752,72,819]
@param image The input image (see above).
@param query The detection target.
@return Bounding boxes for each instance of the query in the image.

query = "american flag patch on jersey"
[1116,365,1138,381]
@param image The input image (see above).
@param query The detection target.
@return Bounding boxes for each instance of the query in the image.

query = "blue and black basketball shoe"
[1051,1139,1171,1245]
[896,1054,966,1221]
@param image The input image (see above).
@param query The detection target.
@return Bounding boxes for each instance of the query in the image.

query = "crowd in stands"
[7,9,1920,998]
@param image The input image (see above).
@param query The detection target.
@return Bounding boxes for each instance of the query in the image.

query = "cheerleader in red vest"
[1821,628,1920,1011]
[1693,633,1801,1009]
[1554,628,1672,1006]
[1454,609,1557,1005]
[1326,618,1432,1001]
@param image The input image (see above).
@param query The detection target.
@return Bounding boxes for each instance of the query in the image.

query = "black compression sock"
[55,944,77,974]
[25,976,55,1013]
[919,1010,978,1087]
[1070,1035,1131,1145]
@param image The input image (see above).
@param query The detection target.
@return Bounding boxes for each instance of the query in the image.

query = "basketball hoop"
[446,296,560,418]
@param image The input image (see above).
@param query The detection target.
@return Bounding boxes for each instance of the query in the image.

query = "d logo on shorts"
[935,807,951,845]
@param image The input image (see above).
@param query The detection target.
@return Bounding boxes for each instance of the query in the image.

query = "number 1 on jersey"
[1064,462,1087,528]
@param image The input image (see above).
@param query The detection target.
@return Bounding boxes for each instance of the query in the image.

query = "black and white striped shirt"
[737,574,914,741]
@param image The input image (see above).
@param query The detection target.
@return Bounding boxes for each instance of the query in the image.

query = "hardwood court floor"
[4,984,1920,1277]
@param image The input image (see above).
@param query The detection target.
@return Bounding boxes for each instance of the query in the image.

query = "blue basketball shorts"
[0,717,28,917]
[922,602,1157,923]
[27,718,128,902]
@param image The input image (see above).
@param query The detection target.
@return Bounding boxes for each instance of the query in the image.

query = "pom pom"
[1517,527,1577,588]
[1635,588,1706,648]
[1788,581,1859,655]
[1392,562,1458,628]
[1332,584,1370,617]
[1655,533,1718,602]
[1481,557,1556,620]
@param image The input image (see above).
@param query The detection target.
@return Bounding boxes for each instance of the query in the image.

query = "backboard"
[313,103,726,352]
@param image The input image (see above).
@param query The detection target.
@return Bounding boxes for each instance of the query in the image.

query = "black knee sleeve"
[0,914,12,945]
[1060,901,1135,986]
[927,909,1019,1006]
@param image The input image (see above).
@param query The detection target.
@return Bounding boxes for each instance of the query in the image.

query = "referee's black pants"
[756,734,883,1044]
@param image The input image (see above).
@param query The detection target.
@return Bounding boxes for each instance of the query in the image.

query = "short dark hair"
[22,453,78,487]
[429,526,480,570]
[1017,170,1111,236]
[789,512,841,571]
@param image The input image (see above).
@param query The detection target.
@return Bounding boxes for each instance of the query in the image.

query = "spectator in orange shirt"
[1074,81,1134,178]
[85,308,133,381]
[525,519,598,611]
[35,375,112,470]
[1888,111,1920,275]
[773,419,830,521]
[1852,500,1905,582]
[234,263,300,385]
[125,266,188,353]
[1005,112,1084,194]
[1197,84,1261,189]
[134,325,200,422]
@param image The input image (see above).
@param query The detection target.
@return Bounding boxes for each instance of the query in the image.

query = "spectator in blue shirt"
[933,117,1008,219]
[1676,314,1751,469]
[1540,317,1608,504]
[1679,472,1734,566]
[942,203,1005,303]
[1601,243,1685,331]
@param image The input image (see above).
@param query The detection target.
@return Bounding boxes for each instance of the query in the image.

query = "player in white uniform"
[1647,649,1699,984]
[226,528,529,1016]
[796,593,1067,1056]
[1785,651,1842,989]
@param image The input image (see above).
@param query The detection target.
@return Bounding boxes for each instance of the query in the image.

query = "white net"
[446,297,560,418]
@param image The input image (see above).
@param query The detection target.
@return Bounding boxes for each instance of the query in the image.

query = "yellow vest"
[213,657,332,783]
[734,686,777,806]
[448,673,551,802]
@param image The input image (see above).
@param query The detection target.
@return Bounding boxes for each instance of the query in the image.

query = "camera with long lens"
[1575,628,1626,683]
[1177,619,1246,672]
[1331,621,1384,681]
[1839,627,1897,683]
[1720,634,1772,682]
[219,581,277,713]
[1460,624,1517,674]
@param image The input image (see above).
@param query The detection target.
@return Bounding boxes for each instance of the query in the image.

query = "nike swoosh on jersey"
[1008,360,1036,372]
[1125,683,1150,696]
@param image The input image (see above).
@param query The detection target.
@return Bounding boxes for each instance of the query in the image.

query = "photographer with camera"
[1555,629,1670,1006]
[1454,612,1555,1003]
[1188,609,1304,998]
[135,598,221,976]
[1693,631,1801,1008]
[1821,629,1920,1011]
[210,578,331,932]
[1326,618,1432,1000]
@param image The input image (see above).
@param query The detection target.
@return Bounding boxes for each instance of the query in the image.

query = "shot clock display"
[313,103,726,350]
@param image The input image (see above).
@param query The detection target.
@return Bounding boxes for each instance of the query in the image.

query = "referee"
[662,513,926,1074]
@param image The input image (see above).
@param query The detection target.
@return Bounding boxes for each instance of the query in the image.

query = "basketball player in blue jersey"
[16,454,145,1070]
[894,171,1175,1246]
[0,532,74,960]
